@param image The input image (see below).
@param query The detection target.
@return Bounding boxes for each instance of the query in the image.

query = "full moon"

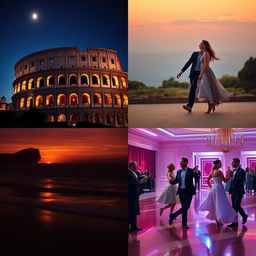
[32,13,38,20]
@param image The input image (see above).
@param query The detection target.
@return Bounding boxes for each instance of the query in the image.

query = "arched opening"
[82,93,90,105]
[69,74,77,85]
[28,79,34,89]
[117,113,123,125]
[69,93,78,105]
[17,83,21,92]
[27,97,33,108]
[47,76,55,86]
[93,93,102,104]
[70,114,78,127]
[46,95,54,106]
[14,85,17,94]
[47,115,54,122]
[81,74,89,85]
[106,113,113,125]
[57,94,66,105]
[114,94,122,105]
[123,94,128,106]
[95,113,102,124]
[103,75,109,85]
[37,77,44,88]
[35,95,43,107]
[58,75,66,85]
[104,93,112,105]
[92,74,99,85]
[112,76,119,86]
[20,98,25,109]
[58,114,66,122]
[121,77,127,88]
[83,114,91,122]
[22,81,27,91]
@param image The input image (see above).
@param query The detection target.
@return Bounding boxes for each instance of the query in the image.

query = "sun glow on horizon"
[0,129,127,164]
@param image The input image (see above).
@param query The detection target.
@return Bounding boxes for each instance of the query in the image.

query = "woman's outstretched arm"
[219,171,230,183]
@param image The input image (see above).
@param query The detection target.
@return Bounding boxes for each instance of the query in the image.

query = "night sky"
[0,128,127,163]
[0,0,128,102]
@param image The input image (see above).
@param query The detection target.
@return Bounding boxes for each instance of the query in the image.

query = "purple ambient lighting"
[137,129,157,137]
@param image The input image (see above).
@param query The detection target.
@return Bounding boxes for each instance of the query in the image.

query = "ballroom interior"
[128,128,256,256]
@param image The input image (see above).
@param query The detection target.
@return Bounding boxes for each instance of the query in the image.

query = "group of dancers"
[128,157,248,232]
[156,157,248,229]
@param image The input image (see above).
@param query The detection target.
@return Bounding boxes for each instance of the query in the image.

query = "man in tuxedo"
[228,158,248,227]
[177,45,203,113]
[194,166,201,191]
[169,158,198,229]
[128,161,147,232]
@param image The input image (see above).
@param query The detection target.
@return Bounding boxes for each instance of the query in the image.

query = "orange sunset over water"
[0,128,127,163]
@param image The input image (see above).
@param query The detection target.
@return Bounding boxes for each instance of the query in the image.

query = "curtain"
[128,145,156,178]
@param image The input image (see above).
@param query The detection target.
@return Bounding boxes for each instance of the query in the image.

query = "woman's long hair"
[202,40,220,61]
[211,159,221,173]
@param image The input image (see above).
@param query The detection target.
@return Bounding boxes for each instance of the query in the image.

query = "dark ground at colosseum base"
[0,110,117,128]
[129,102,256,127]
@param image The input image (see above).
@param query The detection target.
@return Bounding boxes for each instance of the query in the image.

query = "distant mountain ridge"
[0,148,41,164]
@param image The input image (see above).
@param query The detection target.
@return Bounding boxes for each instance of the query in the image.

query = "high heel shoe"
[212,104,215,113]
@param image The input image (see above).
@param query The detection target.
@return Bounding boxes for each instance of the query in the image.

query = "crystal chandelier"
[207,128,244,153]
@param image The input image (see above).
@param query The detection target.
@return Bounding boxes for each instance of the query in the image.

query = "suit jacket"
[128,170,141,200]
[195,170,201,181]
[171,168,198,195]
[181,51,200,77]
[128,169,141,216]
[135,170,143,181]
[229,167,245,196]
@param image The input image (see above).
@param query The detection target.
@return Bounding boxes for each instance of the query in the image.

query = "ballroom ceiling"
[129,128,256,142]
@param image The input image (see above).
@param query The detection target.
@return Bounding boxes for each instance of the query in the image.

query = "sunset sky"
[0,129,127,163]
[129,0,256,85]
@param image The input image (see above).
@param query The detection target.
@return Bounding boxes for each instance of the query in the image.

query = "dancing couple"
[177,40,234,114]
[156,157,248,229]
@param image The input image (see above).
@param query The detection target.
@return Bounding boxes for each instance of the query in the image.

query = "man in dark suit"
[177,44,203,113]
[128,161,147,232]
[228,158,248,227]
[135,167,145,195]
[194,166,201,191]
[169,158,198,229]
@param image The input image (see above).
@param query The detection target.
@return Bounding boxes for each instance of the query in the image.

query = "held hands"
[198,74,203,80]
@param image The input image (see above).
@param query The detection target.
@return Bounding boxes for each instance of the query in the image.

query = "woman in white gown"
[198,160,237,225]
[196,40,234,113]
[156,163,179,216]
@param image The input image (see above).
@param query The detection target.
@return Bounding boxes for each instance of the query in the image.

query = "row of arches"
[47,112,127,126]
[18,93,128,109]
[14,73,127,93]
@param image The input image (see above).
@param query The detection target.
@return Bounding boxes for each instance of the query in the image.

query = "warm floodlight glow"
[32,13,38,20]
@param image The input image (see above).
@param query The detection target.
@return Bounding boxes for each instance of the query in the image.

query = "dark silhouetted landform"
[0,148,41,164]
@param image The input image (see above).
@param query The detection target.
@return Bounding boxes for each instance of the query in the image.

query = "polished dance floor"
[128,191,256,256]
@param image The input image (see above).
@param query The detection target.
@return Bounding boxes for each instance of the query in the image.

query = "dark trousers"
[172,189,193,225]
[187,71,200,108]
[195,179,200,190]
[129,215,137,229]
[231,193,246,219]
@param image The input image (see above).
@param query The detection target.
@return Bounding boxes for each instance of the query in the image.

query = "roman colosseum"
[12,47,128,127]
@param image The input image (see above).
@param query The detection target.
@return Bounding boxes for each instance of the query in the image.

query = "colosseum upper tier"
[12,47,128,127]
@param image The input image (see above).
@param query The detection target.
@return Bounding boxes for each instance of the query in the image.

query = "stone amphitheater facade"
[12,47,128,127]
